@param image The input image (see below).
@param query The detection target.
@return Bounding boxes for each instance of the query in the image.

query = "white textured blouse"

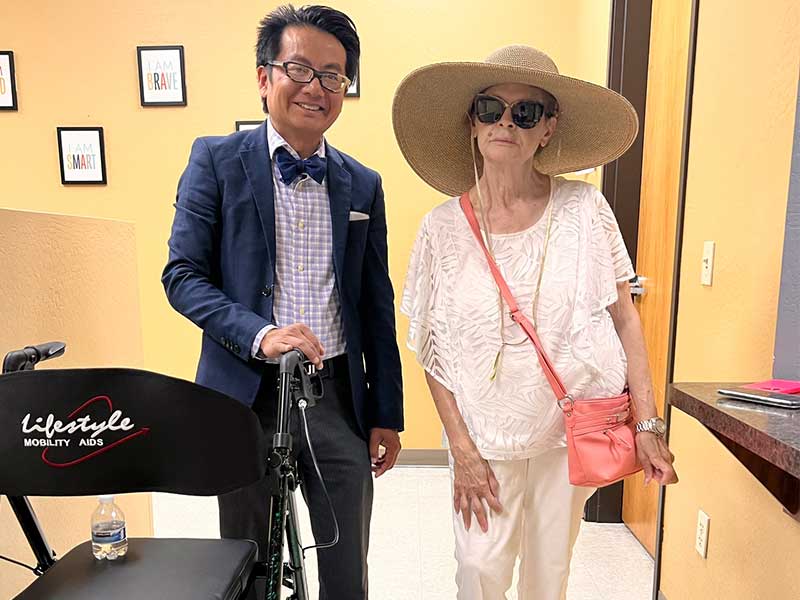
[401,178,636,460]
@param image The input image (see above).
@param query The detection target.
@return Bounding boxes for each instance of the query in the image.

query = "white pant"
[451,447,595,600]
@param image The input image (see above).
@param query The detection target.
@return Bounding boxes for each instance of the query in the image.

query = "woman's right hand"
[452,449,503,532]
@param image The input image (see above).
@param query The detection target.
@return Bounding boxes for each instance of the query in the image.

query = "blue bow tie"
[274,146,327,185]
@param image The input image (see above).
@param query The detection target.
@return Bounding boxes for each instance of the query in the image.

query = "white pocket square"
[349,211,370,221]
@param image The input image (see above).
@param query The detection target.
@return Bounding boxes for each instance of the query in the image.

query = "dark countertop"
[669,382,800,479]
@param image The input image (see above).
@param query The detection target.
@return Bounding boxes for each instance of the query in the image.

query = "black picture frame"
[345,72,360,98]
[235,120,263,132]
[0,50,18,111]
[56,127,107,185]
[137,45,187,107]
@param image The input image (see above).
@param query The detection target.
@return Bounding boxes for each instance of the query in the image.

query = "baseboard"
[396,448,448,467]
[657,591,668,600]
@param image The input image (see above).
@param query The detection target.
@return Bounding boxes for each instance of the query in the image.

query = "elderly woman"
[393,46,678,599]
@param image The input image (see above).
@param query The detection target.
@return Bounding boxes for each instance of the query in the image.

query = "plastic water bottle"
[91,495,128,560]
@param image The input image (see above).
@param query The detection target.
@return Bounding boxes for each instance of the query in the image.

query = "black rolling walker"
[0,344,337,600]
[258,349,336,600]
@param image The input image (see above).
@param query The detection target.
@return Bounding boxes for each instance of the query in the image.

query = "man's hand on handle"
[260,323,324,368]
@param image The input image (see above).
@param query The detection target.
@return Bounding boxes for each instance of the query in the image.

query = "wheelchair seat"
[14,538,258,600]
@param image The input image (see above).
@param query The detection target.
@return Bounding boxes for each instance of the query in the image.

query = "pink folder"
[742,379,800,394]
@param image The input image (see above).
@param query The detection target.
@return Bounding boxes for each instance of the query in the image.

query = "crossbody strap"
[459,192,571,405]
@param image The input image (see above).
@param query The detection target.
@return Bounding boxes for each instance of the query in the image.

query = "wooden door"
[621,0,695,556]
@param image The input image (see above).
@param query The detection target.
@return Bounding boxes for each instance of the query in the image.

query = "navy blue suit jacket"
[162,123,403,436]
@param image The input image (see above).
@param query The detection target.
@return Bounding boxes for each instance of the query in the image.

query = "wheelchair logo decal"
[20,394,150,468]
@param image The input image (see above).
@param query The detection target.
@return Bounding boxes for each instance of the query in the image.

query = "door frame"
[651,0,701,597]
[584,0,654,524]
[603,0,653,267]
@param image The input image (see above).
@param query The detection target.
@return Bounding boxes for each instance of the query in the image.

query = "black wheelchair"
[0,342,329,599]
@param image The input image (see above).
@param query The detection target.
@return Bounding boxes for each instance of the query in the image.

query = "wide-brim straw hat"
[392,45,639,197]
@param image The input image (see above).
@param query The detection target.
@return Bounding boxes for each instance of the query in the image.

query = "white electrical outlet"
[701,241,715,286]
[695,509,710,558]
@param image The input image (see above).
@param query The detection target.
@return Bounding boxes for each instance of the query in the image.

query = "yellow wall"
[0,210,152,598]
[672,0,800,382]
[1,0,609,449]
[661,0,800,598]
[0,210,144,368]
[661,410,800,600]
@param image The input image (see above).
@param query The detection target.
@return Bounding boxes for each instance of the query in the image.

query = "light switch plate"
[701,241,715,286]
[695,509,710,558]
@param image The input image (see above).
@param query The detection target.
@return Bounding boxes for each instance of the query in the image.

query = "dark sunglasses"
[472,94,546,129]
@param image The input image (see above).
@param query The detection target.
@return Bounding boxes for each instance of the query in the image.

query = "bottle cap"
[98,494,114,502]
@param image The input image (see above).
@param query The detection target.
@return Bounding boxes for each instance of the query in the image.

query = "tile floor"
[153,466,654,599]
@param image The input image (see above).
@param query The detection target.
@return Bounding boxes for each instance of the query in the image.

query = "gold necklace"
[470,181,554,382]
[469,139,555,381]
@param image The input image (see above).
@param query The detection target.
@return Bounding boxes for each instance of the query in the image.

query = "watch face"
[654,419,666,435]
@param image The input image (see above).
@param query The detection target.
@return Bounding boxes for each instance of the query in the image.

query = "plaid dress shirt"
[251,119,346,358]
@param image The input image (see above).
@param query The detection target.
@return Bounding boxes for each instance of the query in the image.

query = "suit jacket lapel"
[326,145,352,290]
[239,123,277,273]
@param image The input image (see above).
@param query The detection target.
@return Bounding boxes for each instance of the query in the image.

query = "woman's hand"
[452,449,503,532]
[636,432,678,485]
[422,372,503,532]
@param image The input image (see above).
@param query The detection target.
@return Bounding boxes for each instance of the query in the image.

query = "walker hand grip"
[278,349,323,407]
[2,341,66,374]
[279,349,305,374]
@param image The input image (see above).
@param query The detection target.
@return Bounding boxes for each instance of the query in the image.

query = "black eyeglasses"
[265,60,351,94]
[472,94,547,129]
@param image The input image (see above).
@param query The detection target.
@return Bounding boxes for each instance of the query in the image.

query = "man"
[162,5,403,598]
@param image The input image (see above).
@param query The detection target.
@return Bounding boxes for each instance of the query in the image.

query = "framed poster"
[57,127,107,185]
[137,45,187,106]
[0,51,18,110]
[345,72,359,98]
[235,120,263,131]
